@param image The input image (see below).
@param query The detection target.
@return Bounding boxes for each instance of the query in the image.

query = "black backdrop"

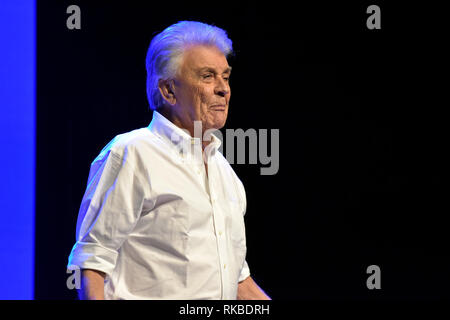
[36,0,449,300]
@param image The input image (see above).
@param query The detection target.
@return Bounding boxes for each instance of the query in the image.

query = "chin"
[216,115,228,129]
[216,121,226,130]
[207,121,225,131]
[207,114,227,130]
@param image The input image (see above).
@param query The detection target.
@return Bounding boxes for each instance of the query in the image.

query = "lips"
[210,104,226,111]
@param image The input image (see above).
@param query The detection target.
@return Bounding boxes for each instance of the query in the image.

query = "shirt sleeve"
[67,148,145,276]
[239,260,251,282]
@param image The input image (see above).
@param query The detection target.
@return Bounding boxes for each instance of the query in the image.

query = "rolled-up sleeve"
[238,260,251,282]
[68,147,145,276]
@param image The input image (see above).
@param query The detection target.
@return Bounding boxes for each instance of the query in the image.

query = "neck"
[158,107,212,151]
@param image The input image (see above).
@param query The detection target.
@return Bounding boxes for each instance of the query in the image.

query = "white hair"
[145,21,233,110]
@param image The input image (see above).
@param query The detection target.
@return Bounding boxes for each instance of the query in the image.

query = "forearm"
[78,269,106,300]
[237,276,271,300]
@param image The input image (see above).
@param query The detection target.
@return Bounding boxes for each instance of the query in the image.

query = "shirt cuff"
[67,241,118,276]
[238,260,251,282]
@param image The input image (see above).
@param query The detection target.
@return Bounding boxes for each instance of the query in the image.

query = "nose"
[214,78,230,97]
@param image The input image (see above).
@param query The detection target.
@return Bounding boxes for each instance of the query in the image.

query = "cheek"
[179,83,202,104]
[195,86,213,105]
[181,83,220,110]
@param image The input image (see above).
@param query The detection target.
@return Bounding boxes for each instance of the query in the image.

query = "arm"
[78,269,106,300]
[237,276,271,300]
[68,149,146,299]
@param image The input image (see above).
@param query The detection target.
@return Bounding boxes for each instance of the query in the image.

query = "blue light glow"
[0,0,35,299]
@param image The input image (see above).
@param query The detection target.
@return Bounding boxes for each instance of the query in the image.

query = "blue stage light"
[0,0,36,299]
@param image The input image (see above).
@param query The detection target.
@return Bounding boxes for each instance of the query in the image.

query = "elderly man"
[68,21,270,300]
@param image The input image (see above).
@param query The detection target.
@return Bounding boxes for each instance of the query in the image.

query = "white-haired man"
[68,21,270,300]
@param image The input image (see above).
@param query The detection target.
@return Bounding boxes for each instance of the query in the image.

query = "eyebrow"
[197,66,232,74]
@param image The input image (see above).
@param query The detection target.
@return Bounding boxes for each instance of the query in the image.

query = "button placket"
[207,166,229,299]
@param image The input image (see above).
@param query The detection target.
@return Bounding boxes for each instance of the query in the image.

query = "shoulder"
[92,127,158,168]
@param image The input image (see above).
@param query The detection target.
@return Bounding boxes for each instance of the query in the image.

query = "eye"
[202,74,213,79]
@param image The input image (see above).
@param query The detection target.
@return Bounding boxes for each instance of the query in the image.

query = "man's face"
[173,45,231,133]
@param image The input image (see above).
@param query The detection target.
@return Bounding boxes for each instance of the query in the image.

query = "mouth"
[210,104,226,111]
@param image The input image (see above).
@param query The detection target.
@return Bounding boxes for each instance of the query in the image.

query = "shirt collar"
[148,110,222,157]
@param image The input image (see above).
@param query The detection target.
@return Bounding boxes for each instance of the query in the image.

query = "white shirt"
[68,111,250,300]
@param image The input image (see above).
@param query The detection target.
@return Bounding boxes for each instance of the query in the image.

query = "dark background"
[36,0,449,299]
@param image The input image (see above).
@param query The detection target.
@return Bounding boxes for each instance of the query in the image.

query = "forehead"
[180,45,230,72]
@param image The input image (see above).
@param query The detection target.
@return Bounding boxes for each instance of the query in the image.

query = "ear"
[158,79,176,106]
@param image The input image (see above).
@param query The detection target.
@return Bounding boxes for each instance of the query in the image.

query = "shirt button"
[224,264,227,269]
[218,231,222,236]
